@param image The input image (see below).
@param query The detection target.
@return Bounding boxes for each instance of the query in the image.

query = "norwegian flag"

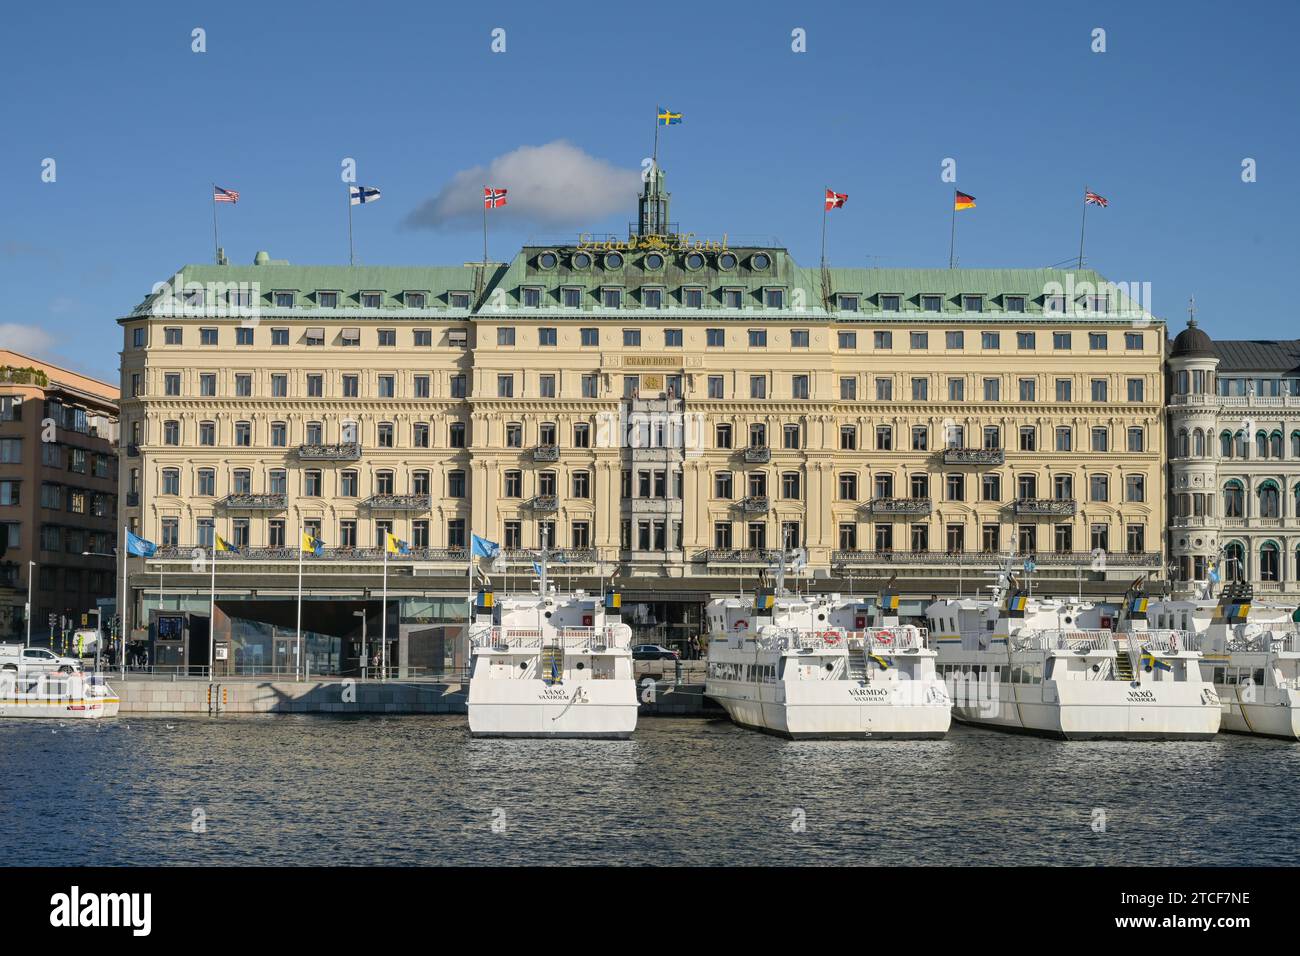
[825,188,848,210]
[1084,191,1109,207]
[484,187,507,209]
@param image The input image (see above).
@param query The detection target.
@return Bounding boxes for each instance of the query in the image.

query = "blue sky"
[2,0,1296,381]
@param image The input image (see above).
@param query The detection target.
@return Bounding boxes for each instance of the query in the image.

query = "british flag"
[1084,191,1109,207]
[213,185,239,204]
[484,187,507,209]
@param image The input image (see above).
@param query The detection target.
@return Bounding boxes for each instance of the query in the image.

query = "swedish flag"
[869,654,893,669]
[1141,652,1172,673]
[657,106,683,126]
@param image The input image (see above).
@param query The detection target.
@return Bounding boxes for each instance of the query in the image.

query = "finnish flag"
[349,185,381,205]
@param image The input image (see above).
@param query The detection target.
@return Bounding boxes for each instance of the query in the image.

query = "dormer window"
[962,295,983,313]
[405,291,427,309]
[522,287,542,307]
[880,294,901,312]
[561,287,582,308]
[1045,294,1066,313]
[1005,295,1025,312]
[723,288,744,309]
[317,291,339,308]
[449,292,471,309]
[360,291,381,308]
[763,288,785,309]
[838,294,859,312]
[602,288,623,309]
[641,288,663,309]
[183,289,205,307]
[1081,295,1108,312]
[274,291,295,308]
[683,287,704,308]
[921,294,942,312]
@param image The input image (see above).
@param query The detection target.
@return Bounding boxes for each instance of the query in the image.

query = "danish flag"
[484,187,508,209]
[825,188,848,210]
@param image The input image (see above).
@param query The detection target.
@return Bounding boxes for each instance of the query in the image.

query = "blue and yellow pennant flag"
[604,591,621,611]
[657,106,682,126]
[385,532,410,556]
[300,532,324,557]
[213,534,238,555]
[1141,652,1173,673]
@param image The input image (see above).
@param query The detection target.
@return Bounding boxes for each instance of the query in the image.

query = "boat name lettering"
[1126,690,1156,702]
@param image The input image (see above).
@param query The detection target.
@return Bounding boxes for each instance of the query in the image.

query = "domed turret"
[1171,318,1214,358]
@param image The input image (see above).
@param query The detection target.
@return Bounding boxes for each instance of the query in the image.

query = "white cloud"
[0,323,58,356]
[403,141,641,230]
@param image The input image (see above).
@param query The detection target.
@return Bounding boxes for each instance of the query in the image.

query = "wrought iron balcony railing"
[1013,498,1077,516]
[363,493,432,512]
[499,548,597,564]
[943,447,1005,465]
[865,497,932,516]
[831,550,1161,568]
[737,495,771,514]
[530,494,559,513]
[532,444,560,462]
[148,546,470,562]
[742,445,771,463]
[220,493,287,511]
[698,549,783,564]
[297,442,362,461]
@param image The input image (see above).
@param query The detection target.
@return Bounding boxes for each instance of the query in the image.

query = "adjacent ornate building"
[1167,318,1300,596]
[116,171,1169,672]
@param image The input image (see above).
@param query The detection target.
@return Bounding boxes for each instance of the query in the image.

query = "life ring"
[823,633,840,645]
[733,619,748,630]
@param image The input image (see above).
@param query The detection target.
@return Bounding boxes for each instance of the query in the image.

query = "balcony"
[297,442,362,461]
[943,447,1004,465]
[532,444,560,462]
[865,497,932,516]
[220,493,287,511]
[363,493,431,512]
[149,545,469,562]
[699,549,782,565]
[831,550,1161,568]
[742,446,771,463]
[530,494,559,513]
[500,548,597,565]
[1014,498,1077,517]
[737,495,770,514]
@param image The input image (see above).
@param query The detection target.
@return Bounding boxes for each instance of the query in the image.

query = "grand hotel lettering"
[574,232,730,252]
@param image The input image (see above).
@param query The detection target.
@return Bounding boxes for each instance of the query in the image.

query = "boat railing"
[755,625,927,652]
[1133,629,1197,654]
[1012,629,1114,652]
[470,626,630,652]
[1226,630,1300,654]
[845,627,927,651]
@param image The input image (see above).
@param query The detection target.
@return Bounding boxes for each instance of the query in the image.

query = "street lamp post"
[25,560,34,647]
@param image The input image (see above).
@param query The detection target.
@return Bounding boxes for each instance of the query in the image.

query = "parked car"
[0,643,83,674]
[632,644,680,661]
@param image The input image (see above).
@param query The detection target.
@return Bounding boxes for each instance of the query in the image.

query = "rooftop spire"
[637,162,670,237]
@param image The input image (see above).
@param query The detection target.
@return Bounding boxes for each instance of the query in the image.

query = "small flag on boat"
[532,561,543,577]
[1141,652,1172,673]
[754,589,776,612]
[604,592,621,611]
[869,654,893,669]
[475,589,494,610]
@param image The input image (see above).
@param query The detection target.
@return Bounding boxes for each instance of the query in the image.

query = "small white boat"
[1147,581,1300,741]
[928,573,1220,740]
[705,563,952,739]
[467,552,638,739]
[0,670,120,719]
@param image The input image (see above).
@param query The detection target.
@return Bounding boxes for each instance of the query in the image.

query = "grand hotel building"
[117,171,1167,672]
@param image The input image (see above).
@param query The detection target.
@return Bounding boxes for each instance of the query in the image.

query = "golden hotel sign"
[576,232,729,252]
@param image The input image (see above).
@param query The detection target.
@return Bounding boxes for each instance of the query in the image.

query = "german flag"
[954,190,976,211]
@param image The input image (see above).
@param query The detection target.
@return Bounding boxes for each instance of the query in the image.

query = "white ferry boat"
[466,555,638,739]
[926,575,1220,740]
[0,670,120,719]
[704,569,951,739]
[1145,581,1300,740]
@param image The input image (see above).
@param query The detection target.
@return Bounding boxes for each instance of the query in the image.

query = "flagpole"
[208,542,216,684]
[120,524,127,680]
[211,184,220,265]
[1077,185,1088,270]
[653,108,660,168]
[296,524,303,681]
[820,190,828,269]
[347,188,355,267]
[482,184,488,267]
[948,188,957,269]
[381,546,388,682]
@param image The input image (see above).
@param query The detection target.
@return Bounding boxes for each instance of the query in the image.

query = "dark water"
[2,715,1296,866]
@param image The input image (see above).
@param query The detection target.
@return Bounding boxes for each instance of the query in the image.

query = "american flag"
[1084,191,1109,207]
[825,188,848,210]
[213,185,239,204]
[484,187,507,209]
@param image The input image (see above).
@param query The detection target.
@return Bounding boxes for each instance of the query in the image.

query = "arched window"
[1258,481,1280,518]
[1292,431,1300,459]
[1222,480,1244,518]
[1225,542,1246,581]
[1220,431,1234,459]
[1259,542,1280,582]
[1175,428,1189,458]
[1270,431,1283,459]
[1256,431,1269,458]
[1193,429,1205,457]
[1235,431,1248,458]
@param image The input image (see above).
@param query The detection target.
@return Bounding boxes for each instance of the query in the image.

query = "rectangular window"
[1089,332,1108,351]
[1019,378,1036,402]
[497,327,516,346]
[1091,379,1108,402]
[200,328,218,346]
[236,327,254,346]
[981,332,1000,350]
[840,377,857,401]
[1053,332,1071,350]
[1017,331,1036,350]
[1055,379,1072,402]
[948,378,964,401]
[1127,378,1144,402]
[921,295,942,313]
[641,289,661,309]
[1005,295,1025,312]
[764,289,784,309]
[791,375,809,399]
[497,375,514,398]
[946,331,964,349]
[748,329,767,348]
[538,327,557,347]
[874,330,892,349]
[962,295,983,313]
[1125,332,1143,351]
[164,327,182,345]
[983,378,1000,401]
[271,328,289,346]
[684,288,704,308]
[911,378,928,401]
[791,329,810,348]
[874,378,891,401]
[880,294,900,312]
[522,288,541,307]
[579,328,599,347]
[664,329,683,347]
[750,376,767,400]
